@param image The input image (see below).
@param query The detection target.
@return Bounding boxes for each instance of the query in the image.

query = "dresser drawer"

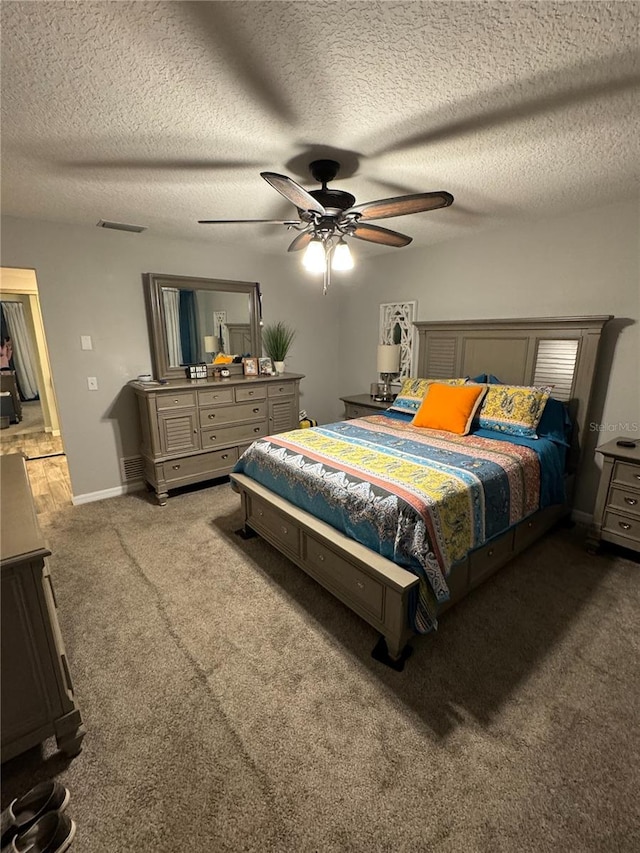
[235,386,266,403]
[162,448,238,484]
[607,486,640,517]
[156,391,196,410]
[303,534,383,620]
[201,420,268,448]
[612,461,640,492]
[268,382,295,398]
[198,388,234,407]
[602,510,640,545]
[248,497,301,556]
[199,401,267,428]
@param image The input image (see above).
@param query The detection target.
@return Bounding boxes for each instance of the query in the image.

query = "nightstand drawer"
[345,404,373,419]
[607,487,640,517]
[602,510,640,544]
[612,461,640,491]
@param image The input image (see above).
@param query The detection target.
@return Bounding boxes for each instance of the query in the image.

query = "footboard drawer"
[468,529,515,588]
[304,534,384,620]
[248,496,301,557]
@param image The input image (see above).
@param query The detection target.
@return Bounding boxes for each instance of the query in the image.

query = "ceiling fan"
[198,159,453,293]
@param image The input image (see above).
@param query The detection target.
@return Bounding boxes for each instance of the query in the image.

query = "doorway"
[0,267,72,515]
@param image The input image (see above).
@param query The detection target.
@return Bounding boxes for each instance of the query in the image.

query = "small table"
[340,394,391,419]
[587,437,640,555]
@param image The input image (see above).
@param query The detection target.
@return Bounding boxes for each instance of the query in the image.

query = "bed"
[231,316,611,668]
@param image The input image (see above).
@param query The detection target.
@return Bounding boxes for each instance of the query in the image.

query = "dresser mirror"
[143,273,262,381]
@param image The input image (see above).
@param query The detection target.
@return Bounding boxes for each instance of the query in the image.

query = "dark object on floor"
[371,635,413,671]
[235,525,258,540]
[1,781,70,847]
[2,811,76,853]
[26,453,66,461]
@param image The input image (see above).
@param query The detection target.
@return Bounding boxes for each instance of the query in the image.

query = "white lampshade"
[377,344,400,374]
[302,239,326,273]
[331,239,354,271]
[204,336,216,353]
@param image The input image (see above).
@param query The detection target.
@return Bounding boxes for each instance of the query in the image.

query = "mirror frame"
[143,272,262,382]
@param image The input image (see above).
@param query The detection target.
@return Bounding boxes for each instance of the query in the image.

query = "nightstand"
[588,438,640,555]
[340,394,392,419]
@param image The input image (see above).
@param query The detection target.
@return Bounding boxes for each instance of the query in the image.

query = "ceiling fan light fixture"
[302,238,326,274]
[331,238,354,271]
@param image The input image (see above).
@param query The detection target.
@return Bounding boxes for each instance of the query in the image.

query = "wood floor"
[0,429,72,520]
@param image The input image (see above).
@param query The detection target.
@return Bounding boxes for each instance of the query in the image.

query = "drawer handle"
[281,526,288,535]
[278,387,284,392]
[208,413,216,419]
[221,454,229,460]
[488,548,494,558]
[172,464,181,470]
[635,474,640,481]
[356,581,364,589]
[317,554,325,562]
[248,390,255,396]
[209,435,217,441]
[619,521,632,530]
[253,427,260,433]
[624,497,638,506]
[258,510,264,517]
[253,407,260,413]
[527,521,533,528]
[174,399,180,404]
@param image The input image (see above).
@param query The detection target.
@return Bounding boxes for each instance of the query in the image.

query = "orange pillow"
[412,383,487,435]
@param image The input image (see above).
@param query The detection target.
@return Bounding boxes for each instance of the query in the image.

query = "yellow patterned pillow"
[389,377,468,415]
[478,384,552,438]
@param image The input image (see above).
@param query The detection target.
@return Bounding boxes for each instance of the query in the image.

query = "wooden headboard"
[415,315,612,468]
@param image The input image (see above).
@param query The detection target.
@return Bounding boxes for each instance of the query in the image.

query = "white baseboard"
[72,480,145,505]
[571,509,593,526]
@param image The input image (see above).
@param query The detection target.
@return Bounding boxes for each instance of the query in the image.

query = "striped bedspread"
[233,414,547,633]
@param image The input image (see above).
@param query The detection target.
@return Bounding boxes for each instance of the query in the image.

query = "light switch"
[81,335,93,350]
[87,376,98,391]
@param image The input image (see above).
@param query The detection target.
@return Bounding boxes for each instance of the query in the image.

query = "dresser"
[340,394,391,419]
[132,373,304,505]
[1,454,85,763]
[588,438,640,555]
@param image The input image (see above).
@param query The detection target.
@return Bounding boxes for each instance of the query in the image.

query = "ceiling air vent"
[96,219,147,233]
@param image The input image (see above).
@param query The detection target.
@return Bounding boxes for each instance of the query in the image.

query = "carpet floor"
[2,481,639,852]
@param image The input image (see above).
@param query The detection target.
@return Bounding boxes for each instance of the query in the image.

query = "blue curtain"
[179,290,199,365]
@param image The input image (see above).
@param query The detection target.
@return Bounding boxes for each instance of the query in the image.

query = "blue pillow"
[537,397,573,446]
[471,373,486,383]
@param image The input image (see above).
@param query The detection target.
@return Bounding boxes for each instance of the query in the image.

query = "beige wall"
[0,216,341,499]
[2,197,637,514]
[337,197,640,515]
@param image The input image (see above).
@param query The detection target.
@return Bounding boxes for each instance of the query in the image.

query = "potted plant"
[262,321,295,374]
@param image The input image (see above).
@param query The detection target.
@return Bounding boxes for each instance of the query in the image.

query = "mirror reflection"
[162,288,252,367]
[143,274,262,382]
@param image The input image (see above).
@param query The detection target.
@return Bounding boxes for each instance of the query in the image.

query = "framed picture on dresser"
[259,357,274,376]
[243,357,258,376]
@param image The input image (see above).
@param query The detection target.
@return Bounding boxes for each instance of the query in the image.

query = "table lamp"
[376,344,400,401]
[204,336,216,363]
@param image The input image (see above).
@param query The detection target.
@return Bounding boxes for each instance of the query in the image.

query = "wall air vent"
[96,219,147,233]
[119,455,145,484]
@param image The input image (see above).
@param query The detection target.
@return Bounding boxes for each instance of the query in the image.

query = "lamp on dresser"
[376,344,400,402]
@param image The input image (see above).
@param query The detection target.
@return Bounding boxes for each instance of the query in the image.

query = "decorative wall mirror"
[143,273,262,382]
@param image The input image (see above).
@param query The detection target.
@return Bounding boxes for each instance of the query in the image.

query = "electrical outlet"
[81,335,93,350]
[87,376,98,391]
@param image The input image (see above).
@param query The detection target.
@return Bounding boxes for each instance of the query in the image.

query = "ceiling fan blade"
[287,230,313,252]
[350,223,412,247]
[347,191,454,221]
[198,219,301,225]
[261,172,326,214]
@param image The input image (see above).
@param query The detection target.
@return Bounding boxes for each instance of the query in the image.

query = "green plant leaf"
[262,321,296,361]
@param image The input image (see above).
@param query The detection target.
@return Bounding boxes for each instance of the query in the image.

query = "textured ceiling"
[1,1,639,257]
